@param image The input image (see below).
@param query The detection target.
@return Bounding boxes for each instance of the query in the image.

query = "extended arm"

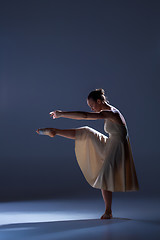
[50,110,115,120]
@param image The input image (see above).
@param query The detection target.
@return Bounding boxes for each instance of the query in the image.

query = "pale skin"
[36,98,127,219]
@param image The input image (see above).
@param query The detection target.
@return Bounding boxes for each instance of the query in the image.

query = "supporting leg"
[101,189,113,219]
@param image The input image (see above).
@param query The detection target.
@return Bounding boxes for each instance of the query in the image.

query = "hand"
[49,110,62,119]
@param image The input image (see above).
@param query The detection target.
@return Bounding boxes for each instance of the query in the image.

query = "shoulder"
[100,107,126,125]
[110,107,127,125]
[99,108,118,119]
[101,104,119,114]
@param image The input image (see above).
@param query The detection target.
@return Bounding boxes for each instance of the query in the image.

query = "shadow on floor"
[0,217,131,232]
[0,217,159,240]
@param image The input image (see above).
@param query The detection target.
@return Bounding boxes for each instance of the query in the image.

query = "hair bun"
[87,88,109,103]
[96,88,105,95]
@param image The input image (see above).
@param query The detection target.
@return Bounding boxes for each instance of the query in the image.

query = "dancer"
[36,88,139,219]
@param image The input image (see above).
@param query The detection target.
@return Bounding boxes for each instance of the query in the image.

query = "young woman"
[36,88,139,219]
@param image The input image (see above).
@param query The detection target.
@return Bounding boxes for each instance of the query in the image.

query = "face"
[87,98,102,112]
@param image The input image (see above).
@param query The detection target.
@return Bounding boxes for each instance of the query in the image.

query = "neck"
[101,101,111,110]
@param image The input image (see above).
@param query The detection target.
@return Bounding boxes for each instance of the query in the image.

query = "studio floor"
[0,195,159,240]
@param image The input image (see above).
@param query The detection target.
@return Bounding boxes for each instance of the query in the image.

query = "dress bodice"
[104,119,129,138]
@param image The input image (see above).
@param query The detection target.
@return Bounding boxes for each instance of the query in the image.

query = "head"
[87,88,109,112]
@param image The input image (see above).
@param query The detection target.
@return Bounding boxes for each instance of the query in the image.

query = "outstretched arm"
[50,110,115,120]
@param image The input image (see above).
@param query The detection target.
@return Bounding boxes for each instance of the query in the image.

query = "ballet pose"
[36,88,139,219]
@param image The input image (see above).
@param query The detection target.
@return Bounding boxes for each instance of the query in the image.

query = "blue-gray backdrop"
[0,0,159,201]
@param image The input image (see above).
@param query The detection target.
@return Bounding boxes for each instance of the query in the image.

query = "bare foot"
[100,210,112,219]
[36,128,56,137]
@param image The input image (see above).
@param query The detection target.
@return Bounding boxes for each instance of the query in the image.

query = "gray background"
[0,0,159,201]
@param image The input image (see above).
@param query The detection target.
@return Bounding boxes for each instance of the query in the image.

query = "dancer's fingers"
[49,110,62,119]
[49,111,56,119]
[49,111,55,116]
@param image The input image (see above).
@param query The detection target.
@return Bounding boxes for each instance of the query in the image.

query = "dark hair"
[87,88,109,103]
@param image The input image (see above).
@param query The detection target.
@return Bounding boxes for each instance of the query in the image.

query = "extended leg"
[36,128,76,140]
[101,189,113,219]
[55,128,76,139]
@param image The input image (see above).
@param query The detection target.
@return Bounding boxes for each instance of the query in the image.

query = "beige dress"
[75,115,139,192]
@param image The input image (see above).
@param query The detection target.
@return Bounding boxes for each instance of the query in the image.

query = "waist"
[109,132,128,140]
